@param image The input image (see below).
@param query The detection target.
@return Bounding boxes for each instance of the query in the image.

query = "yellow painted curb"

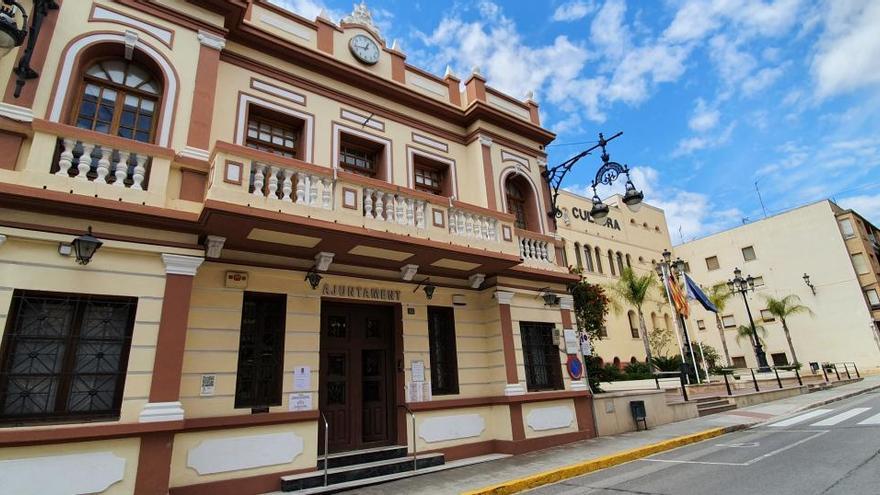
[461,426,739,495]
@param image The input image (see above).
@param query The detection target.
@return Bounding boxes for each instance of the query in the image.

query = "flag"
[667,271,690,318]
[684,273,719,313]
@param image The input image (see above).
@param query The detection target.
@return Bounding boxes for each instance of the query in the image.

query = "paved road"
[528,390,880,495]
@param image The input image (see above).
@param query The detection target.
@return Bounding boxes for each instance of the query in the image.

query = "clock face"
[349,34,380,65]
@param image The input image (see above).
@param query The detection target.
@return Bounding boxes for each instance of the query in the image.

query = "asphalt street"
[527,389,880,495]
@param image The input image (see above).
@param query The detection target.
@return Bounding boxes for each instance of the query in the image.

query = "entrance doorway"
[319,301,397,453]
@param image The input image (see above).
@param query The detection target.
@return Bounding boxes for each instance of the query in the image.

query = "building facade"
[556,191,677,366]
[0,2,595,494]
[673,200,880,371]
[835,207,880,329]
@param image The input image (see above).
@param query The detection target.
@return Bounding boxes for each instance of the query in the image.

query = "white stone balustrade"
[53,137,149,190]
[362,187,427,229]
[519,235,554,264]
[448,209,499,242]
[250,162,333,210]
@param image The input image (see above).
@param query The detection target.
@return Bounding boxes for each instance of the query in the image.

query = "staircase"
[695,396,737,417]
[273,445,509,494]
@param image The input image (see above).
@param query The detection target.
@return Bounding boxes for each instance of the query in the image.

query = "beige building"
[0,2,596,494]
[557,191,678,366]
[673,200,880,372]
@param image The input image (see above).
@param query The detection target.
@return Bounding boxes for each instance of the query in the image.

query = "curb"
[794,381,880,413]
[460,423,750,495]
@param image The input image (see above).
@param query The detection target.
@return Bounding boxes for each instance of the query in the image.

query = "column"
[139,254,204,422]
[495,291,525,396]
[479,135,498,211]
[180,31,225,161]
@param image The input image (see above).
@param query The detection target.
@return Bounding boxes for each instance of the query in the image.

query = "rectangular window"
[427,307,459,396]
[852,253,870,275]
[839,219,855,238]
[866,288,880,307]
[722,314,736,328]
[742,246,757,262]
[771,353,789,366]
[245,106,303,159]
[0,291,137,424]
[696,319,706,330]
[752,276,765,287]
[338,132,385,179]
[412,154,450,196]
[520,322,563,391]
[760,309,775,322]
[732,356,747,368]
[234,292,286,410]
[705,256,720,271]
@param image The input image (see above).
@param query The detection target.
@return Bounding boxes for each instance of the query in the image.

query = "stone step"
[317,445,409,470]
[280,453,445,492]
[698,403,738,417]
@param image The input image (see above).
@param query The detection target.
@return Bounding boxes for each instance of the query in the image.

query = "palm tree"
[762,294,813,366]
[606,267,658,368]
[736,324,767,347]
[706,283,735,367]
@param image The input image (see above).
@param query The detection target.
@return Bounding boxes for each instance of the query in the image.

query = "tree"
[569,279,610,346]
[736,324,767,347]
[705,283,735,367]
[648,323,673,357]
[605,267,658,368]
[762,294,813,366]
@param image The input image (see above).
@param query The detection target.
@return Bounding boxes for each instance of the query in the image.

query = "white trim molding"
[139,401,185,422]
[187,432,304,475]
[503,383,526,396]
[161,254,204,276]
[197,30,226,50]
[494,290,515,305]
[526,405,574,431]
[204,236,226,259]
[0,234,6,247]
[314,251,335,271]
[179,146,210,161]
[0,102,34,122]
[0,452,126,495]
[331,122,392,181]
[478,135,493,147]
[498,166,547,234]
[558,294,574,311]
[418,413,486,443]
[406,146,457,198]
[468,273,486,289]
[91,5,174,46]
[400,264,419,281]
[236,93,314,164]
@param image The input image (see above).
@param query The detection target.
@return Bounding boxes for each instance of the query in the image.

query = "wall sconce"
[413,278,436,300]
[803,273,816,295]
[0,0,59,97]
[71,226,102,265]
[304,266,322,290]
[538,287,560,306]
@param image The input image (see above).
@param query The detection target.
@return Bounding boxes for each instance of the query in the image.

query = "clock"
[349,34,380,65]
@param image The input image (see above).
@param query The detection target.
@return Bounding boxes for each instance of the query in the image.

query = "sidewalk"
[346,376,880,495]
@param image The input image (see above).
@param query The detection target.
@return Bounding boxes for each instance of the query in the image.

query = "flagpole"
[660,264,689,384]
[680,313,701,384]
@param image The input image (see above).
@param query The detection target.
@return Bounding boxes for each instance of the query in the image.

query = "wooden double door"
[319,302,397,453]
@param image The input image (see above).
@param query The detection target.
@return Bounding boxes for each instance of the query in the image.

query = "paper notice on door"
[293,366,311,391]
[289,393,312,411]
[411,360,425,382]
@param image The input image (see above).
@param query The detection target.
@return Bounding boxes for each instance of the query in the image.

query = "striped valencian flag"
[668,272,690,318]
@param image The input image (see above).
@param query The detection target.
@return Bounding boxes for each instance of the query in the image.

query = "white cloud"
[708,35,757,87]
[837,194,880,225]
[673,122,735,157]
[742,64,786,95]
[688,98,720,132]
[590,0,629,61]
[664,0,803,43]
[552,1,596,22]
[812,0,880,98]
[267,0,344,23]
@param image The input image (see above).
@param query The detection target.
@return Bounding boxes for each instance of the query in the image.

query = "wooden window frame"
[338,132,385,178]
[245,108,304,160]
[0,290,137,425]
[520,322,563,392]
[427,306,459,396]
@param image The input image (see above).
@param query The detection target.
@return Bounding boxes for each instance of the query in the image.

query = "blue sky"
[272,0,880,243]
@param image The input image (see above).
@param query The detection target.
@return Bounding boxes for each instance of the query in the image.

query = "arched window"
[584,244,594,272]
[628,310,640,339]
[625,254,632,268]
[664,313,673,333]
[616,252,625,275]
[73,59,162,143]
[630,356,638,364]
[608,250,616,276]
[613,356,621,369]
[650,312,659,331]
[505,175,538,231]
[573,242,583,270]
[595,246,603,274]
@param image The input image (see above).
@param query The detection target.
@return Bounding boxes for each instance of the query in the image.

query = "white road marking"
[742,431,827,465]
[810,408,871,426]
[768,409,834,427]
[641,430,827,467]
[857,411,880,425]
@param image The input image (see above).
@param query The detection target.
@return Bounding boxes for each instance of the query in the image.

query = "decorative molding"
[187,432,304,475]
[487,93,531,120]
[0,234,6,247]
[341,108,384,131]
[342,2,382,38]
[342,187,358,209]
[224,160,243,185]
[90,5,174,47]
[502,224,513,242]
[251,78,306,106]
[161,254,204,276]
[400,264,419,281]
[179,146,210,161]
[406,146,457,198]
[558,294,574,311]
[495,290,515,305]
[468,273,486,289]
[0,102,34,122]
[123,30,138,60]
[0,451,126,495]
[432,208,445,228]
[504,383,526,396]
[197,29,226,50]
[478,135,493,147]
[314,251,335,271]
[526,405,574,431]
[139,401,185,422]
[418,413,485,443]
[237,93,314,163]
[570,381,588,391]
[259,14,313,42]
[412,132,448,153]
[406,71,448,98]
[501,150,531,171]
[205,236,226,259]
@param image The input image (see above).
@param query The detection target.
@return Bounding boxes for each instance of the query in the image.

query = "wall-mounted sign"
[225,271,248,289]
[566,356,584,380]
[289,393,312,411]
[200,375,216,396]
[322,284,401,301]
[570,207,622,231]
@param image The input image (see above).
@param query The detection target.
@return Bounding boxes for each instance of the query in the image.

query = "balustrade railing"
[249,162,333,210]
[519,235,552,263]
[53,137,150,190]
[363,187,427,229]
[448,209,498,242]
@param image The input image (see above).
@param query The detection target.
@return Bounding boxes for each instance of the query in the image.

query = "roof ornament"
[444,65,456,79]
[342,2,380,36]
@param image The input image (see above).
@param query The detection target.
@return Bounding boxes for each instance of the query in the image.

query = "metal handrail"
[320,411,329,487]
[399,404,417,471]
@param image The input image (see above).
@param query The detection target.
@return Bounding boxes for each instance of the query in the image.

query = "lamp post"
[655,249,699,383]
[0,0,59,98]
[728,267,770,371]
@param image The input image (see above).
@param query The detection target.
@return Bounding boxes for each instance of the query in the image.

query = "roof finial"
[391,39,401,51]
[471,65,482,76]
[444,65,456,78]
[342,1,381,37]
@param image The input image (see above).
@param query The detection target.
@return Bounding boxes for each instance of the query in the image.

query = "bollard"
[853,363,860,378]
[679,372,689,402]
[655,375,660,390]
[833,364,841,381]
[822,364,829,382]
[794,366,802,386]
[843,363,851,379]
[774,368,783,389]
[723,372,732,396]
[750,368,760,392]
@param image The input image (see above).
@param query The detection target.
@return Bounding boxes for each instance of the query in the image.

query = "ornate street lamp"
[728,267,769,371]
[543,132,644,223]
[304,267,322,290]
[803,273,816,295]
[413,278,436,300]
[71,226,102,265]
[0,0,59,97]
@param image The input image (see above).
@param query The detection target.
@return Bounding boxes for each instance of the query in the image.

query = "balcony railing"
[363,186,427,229]
[250,162,333,210]
[517,229,557,265]
[54,137,150,190]
[449,208,498,242]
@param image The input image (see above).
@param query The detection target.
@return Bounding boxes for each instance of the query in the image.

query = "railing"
[519,234,553,263]
[320,411,329,486]
[54,137,150,190]
[448,208,498,242]
[363,187,427,229]
[398,404,417,472]
[250,162,333,210]
[653,371,688,401]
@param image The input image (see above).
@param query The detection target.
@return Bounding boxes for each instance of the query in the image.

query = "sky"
[270,0,880,243]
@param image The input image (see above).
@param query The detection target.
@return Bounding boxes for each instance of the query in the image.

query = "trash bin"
[630,400,647,431]
[809,362,820,374]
